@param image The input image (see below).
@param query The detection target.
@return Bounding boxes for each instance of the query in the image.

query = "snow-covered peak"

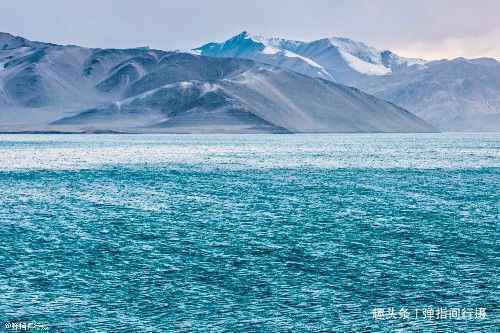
[323,37,426,75]
[313,37,390,75]
[227,31,257,42]
[236,31,263,42]
[329,37,383,63]
[195,32,428,82]
[219,31,270,48]
[195,32,334,81]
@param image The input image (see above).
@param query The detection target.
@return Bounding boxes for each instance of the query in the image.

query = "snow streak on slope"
[328,38,392,75]
[337,50,391,75]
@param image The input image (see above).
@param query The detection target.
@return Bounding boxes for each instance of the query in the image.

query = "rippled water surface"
[0,133,499,332]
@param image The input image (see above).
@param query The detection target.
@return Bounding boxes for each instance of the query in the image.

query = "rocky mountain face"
[0,32,435,133]
[196,32,500,131]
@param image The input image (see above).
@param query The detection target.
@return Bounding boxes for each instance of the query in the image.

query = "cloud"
[0,0,499,60]
[394,29,500,60]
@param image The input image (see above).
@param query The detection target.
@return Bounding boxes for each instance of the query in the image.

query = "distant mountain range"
[0,32,434,133]
[196,32,500,131]
[3,30,499,133]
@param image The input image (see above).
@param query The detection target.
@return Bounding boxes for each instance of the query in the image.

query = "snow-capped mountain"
[196,32,500,131]
[194,32,335,81]
[195,31,425,85]
[0,32,435,133]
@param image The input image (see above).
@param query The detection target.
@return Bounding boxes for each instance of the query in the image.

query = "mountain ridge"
[0,31,437,133]
[195,31,427,82]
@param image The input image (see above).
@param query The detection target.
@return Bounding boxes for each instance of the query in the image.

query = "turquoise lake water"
[0,133,499,332]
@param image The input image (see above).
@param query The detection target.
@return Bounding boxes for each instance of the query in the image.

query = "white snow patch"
[329,38,382,63]
[114,101,123,110]
[130,62,146,78]
[282,50,323,69]
[179,81,194,89]
[118,82,184,105]
[115,81,217,106]
[201,82,219,94]
[262,46,280,55]
[328,38,391,75]
[338,50,391,76]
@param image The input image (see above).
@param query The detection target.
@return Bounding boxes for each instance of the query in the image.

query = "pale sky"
[1,0,499,60]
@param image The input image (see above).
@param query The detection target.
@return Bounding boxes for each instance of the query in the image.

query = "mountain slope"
[0,32,435,133]
[53,60,434,133]
[357,58,500,131]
